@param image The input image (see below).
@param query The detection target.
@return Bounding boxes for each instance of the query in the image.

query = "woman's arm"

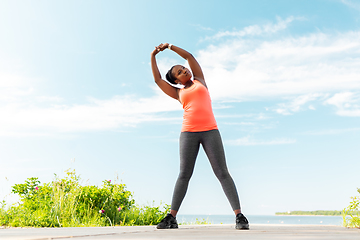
[165,43,207,88]
[151,47,179,100]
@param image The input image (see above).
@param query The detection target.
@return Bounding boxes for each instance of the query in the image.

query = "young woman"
[151,43,249,230]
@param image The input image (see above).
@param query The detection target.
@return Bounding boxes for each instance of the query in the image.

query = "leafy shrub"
[342,188,360,228]
[179,217,211,225]
[0,169,169,227]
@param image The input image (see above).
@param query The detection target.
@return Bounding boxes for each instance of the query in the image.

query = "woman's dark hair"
[166,66,177,84]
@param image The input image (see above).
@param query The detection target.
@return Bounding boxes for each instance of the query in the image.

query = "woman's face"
[172,65,192,85]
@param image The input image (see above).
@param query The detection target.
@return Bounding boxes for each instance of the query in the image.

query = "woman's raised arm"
[151,47,179,100]
[166,44,206,88]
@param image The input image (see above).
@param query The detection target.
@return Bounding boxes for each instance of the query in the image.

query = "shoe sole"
[236,224,249,230]
[156,225,178,229]
[156,227,179,229]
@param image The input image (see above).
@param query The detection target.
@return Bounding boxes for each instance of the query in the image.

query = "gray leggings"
[171,129,241,211]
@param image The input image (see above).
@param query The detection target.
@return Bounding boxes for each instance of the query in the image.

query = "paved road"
[1,224,360,240]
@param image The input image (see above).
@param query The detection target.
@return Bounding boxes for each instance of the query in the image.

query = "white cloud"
[308,105,316,110]
[0,73,34,88]
[196,28,360,118]
[325,92,354,108]
[205,16,300,40]
[341,0,360,11]
[36,96,63,103]
[223,122,256,126]
[190,23,213,32]
[325,92,360,116]
[216,113,270,120]
[226,136,296,146]
[0,72,40,103]
[303,127,360,135]
[3,19,360,137]
[198,31,360,102]
[0,90,182,137]
[274,93,326,115]
[0,59,185,137]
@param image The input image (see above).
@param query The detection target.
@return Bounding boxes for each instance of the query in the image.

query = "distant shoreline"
[274,210,360,216]
[275,210,343,216]
[275,214,340,216]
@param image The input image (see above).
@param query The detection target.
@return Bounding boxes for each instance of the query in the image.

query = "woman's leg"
[201,129,241,213]
[170,132,201,215]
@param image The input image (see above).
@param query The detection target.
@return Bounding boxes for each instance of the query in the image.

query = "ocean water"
[176,215,344,226]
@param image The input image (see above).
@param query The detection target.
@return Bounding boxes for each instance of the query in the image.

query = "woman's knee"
[178,171,193,182]
[214,169,231,181]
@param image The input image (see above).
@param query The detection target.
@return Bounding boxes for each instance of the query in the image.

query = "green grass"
[179,217,211,225]
[0,169,170,227]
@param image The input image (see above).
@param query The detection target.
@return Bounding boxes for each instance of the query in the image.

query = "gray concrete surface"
[1,224,359,240]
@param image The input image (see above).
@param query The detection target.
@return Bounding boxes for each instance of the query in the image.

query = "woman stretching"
[151,43,249,230]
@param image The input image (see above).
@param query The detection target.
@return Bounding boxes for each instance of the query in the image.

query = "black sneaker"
[156,213,179,229]
[235,213,249,230]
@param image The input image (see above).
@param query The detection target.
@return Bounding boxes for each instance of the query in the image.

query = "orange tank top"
[179,80,218,132]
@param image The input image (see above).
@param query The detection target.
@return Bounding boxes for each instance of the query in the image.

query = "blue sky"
[1,0,360,215]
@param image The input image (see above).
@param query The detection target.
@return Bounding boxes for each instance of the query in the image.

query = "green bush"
[0,169,169,227]
[342,188,360,228]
